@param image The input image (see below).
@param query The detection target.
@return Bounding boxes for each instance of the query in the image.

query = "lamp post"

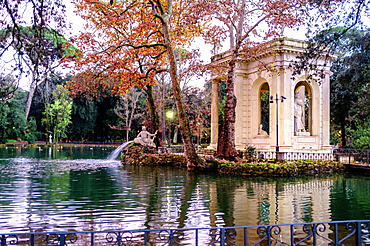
[166,110,174,147]
[270,94,286,156]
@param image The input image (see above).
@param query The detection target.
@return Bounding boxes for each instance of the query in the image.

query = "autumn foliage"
[65,0,212,170]
[65,0,208,97]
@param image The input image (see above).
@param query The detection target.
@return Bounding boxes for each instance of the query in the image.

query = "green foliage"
[24,117,39,144]
[44,85,73,144]
[0,26,78,59]
[218,81,227,128]
[6,140,18,143]
[347,118,370,149]
[41,103,52,138]
[0,89,27,143]
[68,96,97,141]
[0,102,10,143]
[244,146,256,159]
[31,73,72,141]
[216,159,344,176]
[260,92,270,133]
[329,28,370,146]
[330,125,341,145]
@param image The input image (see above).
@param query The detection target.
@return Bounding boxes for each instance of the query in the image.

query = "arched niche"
[293,80,316,136]
[251,77,270,138]
[260,82,270,135]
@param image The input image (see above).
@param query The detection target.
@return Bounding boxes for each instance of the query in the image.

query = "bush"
[215,159,344,176]
[244,146,256,159]
[347,118,370,149]
[25,117,39,144]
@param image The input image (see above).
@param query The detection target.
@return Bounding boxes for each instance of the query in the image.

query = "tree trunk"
[216,47,239,159]
[25,70,38,120]
[161,19,203,170]
[145,85,160,148]
[216,0,246,160]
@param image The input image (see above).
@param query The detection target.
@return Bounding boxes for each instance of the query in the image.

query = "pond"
[0,145,370,236]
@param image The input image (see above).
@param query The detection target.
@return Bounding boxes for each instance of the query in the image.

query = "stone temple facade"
[209,38,334,153]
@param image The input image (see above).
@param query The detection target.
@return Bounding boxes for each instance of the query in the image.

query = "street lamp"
[270,94,286,157]
[166,110,174,147]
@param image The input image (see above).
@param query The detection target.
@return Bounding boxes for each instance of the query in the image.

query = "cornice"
[210,38,337,66]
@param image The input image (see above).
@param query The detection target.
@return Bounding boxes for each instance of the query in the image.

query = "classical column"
[208,79,219,149]
[322,71,332,150]
[234,74,244,149]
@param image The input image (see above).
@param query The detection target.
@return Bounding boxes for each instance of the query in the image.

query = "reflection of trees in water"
[2,151,370,244]
[330,174,370,221]
[215,176,239,227]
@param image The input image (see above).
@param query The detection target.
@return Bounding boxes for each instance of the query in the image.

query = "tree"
[0,75,18,101]
[204,0,316,159]
[327,28,370,146]
[24,117,38,144]
[43,85,72,144]
[183,86,211,145]
[290,0,370,79]
[154,73,170,144]
[146,0,208,169]
[68,0,209,170]
[347,118,370,149]
[30,73,72,142]
[68,95,98,141]
[111,88,144,141]
[0,89,27,143]
[1,0,72,120]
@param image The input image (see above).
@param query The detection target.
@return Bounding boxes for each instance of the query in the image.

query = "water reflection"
[0,146,369,238]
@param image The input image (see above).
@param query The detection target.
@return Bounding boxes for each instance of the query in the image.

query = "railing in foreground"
[1,220,369,245]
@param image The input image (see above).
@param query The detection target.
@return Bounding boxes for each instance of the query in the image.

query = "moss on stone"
[122,146,345,176]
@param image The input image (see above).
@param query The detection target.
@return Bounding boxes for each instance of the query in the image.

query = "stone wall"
[122,146,344,177]
[122,145,187,167]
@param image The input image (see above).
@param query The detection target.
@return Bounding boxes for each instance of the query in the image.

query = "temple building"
[209,38,334,153]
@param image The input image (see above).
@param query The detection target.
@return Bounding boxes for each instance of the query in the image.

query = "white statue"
[294,91,305,133]
[258,124,268,136]
[49,134,52,144]
[134,126,158,148]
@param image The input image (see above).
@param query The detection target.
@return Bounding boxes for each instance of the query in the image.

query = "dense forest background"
[0,73,212,146]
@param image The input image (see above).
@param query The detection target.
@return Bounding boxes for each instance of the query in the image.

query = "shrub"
[348,118,370,149]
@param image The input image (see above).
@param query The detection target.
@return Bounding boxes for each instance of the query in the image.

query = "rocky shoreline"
[122,145,345,176]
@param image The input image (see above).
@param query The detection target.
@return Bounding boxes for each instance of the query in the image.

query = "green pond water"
[0,145,370,236]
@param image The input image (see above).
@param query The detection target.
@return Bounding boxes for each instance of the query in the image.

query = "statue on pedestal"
[294,91,305,133]
[257,124,268,137]
[134,126,158,148]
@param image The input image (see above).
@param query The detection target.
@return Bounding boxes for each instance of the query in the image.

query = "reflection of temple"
[209,39,334,152]
[230,180,333,225]
[209,179,334,244]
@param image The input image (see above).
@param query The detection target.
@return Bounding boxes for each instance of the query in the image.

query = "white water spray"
[107,141,133,160]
